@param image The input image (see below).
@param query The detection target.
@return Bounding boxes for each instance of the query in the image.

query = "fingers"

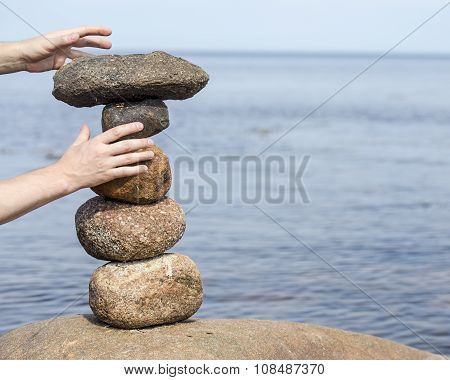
[73,124,90,146]
[110,150,154,167]
[107,165,148,180]
[108,137,154,156]
[48,26,111,39]
[73,37,112,49]
[95,122,145,144]
[69,26,112,38]
[42,26,111,53]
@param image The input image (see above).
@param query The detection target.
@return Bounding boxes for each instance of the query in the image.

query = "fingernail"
[148,138,154,145]
[135,122,144,130]
[148,151,155,158]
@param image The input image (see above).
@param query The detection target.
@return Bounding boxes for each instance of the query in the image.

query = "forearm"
[0,164,72,224]
[0,42,25,74]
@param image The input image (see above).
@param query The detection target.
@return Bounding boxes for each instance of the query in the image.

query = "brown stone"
[89,253,203,329]
[52,51,209,107]
[91,144,171,204]
[102,99,169,140]
[75,197,185,262]
[0,316,441,360]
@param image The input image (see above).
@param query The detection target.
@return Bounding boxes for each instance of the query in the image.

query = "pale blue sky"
[1,0,449,54]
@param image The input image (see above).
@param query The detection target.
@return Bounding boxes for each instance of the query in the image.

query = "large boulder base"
[75,197,185,262]
[89,253,203,329]
[102,99,169,140]
[91,144,171,204]
[52,51,209,107]
[0,316,441,360]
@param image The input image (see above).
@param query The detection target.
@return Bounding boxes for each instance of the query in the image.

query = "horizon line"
[109,48,450,60]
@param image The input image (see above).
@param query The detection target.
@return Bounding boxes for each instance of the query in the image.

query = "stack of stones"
[52,52,209,329]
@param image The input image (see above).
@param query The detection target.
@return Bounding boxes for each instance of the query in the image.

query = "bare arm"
[0,164,74,224]
[0,123,154,224]
[0,42,24,74]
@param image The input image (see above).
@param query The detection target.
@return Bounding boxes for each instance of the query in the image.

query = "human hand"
[55,122,154,193]
[0,26,112,74]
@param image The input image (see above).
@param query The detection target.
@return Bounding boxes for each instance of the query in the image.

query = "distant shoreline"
[114,49,450,60]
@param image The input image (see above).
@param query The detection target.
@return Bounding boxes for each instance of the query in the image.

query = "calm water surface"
[0,53,449,355]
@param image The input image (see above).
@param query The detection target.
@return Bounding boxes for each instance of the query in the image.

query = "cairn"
[53,52,209,328]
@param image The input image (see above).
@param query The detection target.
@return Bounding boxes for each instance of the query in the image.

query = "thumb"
[72,124,90,146]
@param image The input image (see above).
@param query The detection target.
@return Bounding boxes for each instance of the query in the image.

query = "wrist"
[0,42,26,74]
[47,162,79,196]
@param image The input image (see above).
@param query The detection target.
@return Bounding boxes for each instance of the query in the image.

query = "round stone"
[89,253,203,329]
[102,99,169,140]
[75,196,185,261]
[91,144,171,204]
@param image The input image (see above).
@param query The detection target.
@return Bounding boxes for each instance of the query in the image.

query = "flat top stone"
[52,51,209,107]
[0,315,441,360]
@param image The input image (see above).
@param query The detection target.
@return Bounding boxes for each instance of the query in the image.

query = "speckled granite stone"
[102,99,169,140]
[89,253,203,329]
[91,145,171,204]
[75,197,185,261]
[52,51,209,107]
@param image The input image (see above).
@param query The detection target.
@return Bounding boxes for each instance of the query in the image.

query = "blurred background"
[1,0,449,354]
